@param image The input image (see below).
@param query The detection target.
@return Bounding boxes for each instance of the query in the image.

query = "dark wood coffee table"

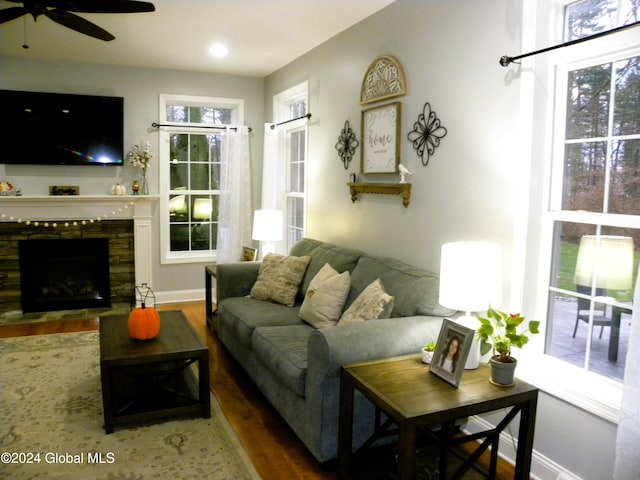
[99,310,210,433]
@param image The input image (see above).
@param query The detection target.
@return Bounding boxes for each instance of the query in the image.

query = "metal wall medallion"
[335,120,359,169]
[407,102,447,166]
[360,55,407,105]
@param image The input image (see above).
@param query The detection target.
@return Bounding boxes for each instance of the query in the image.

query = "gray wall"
[266,0,522,275]
[0,57,264,295]
[263,0,616,477]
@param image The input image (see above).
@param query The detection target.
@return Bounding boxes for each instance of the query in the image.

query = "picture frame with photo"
[429,318,474,387]
[241,246,258,262]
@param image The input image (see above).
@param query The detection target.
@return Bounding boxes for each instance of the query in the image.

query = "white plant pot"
[421,348,434,364]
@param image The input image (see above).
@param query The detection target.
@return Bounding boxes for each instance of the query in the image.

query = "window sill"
[515,352,622,424]
[162,252,217,265]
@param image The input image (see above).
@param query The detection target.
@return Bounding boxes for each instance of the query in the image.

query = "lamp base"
[260,243,276,259]
[455,314,480,369]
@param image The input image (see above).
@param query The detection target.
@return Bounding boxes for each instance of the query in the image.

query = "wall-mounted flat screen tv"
[0,89,124,166]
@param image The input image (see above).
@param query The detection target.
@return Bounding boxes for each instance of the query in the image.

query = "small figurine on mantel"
[398,163,413,184]
[132,180,141,195]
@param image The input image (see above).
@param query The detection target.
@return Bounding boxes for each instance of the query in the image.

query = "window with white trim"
[158,94,244,264]
[274,84,308,252]
[543,1,640,384]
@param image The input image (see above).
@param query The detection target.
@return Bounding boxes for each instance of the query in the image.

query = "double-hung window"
[534,0,639,412]
[158,94,244,264]
[273,83,308,252]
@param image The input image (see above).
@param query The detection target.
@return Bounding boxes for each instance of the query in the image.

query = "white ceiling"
[0,0,396,77]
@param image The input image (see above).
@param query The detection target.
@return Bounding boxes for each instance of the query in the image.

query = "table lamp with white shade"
[192,198,212,221]
[252,209,283,258]
[168,194,187,216]
[574,235,634,291]
[439,241,502,369]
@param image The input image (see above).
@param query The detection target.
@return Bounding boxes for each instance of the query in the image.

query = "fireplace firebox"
[19,238,111,313]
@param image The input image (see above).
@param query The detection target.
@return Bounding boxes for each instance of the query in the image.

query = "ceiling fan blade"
[44,8,115,41]
[48,0,155,14]
[0,6,27,24]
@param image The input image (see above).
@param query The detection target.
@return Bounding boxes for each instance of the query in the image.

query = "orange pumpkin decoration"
[128,306,160,340]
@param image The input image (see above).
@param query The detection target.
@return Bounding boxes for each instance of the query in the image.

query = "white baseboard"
[155,288,207,305]
[464,416,583,480]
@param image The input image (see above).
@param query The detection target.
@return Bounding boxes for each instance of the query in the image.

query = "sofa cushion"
[289,237,328,257]
[347,256,455,318]
[299,263,351,329]
[338,278,394,325]
[249,253,311,307]
[218,297,304,349]
[252,325,313,397]
[293,240,363,299]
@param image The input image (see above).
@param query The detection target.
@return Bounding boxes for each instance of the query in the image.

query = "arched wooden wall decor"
[360,55,407,105]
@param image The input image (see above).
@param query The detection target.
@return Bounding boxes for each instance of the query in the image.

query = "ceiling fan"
[0,0,155,41]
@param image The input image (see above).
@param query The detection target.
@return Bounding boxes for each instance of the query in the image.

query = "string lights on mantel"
[0,200,140,228]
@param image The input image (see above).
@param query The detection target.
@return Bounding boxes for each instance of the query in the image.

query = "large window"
[543,1,640,384]
[159,94,244,263]
[274,84,308,252]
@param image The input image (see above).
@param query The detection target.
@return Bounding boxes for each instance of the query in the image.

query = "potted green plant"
[476,307,540,386]
[421,341,436,364]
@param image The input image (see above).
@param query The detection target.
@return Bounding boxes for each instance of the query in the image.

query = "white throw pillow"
[338,278,394,326]
[299,263,351,329]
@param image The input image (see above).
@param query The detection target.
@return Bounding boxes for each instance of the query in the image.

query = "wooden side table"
[338,355,538,479]
[204,264,217,329]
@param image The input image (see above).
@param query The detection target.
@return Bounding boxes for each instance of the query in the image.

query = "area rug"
[0,332,261,480]
[0,304,131,326]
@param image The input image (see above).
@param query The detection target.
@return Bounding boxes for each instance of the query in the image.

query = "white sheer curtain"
[215,126,252,264]
[614,268,640,480]
[260,123,286,254]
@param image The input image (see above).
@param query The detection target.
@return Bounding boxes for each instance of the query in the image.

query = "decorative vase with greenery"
[421,340,436,364]
[476,307,540,386]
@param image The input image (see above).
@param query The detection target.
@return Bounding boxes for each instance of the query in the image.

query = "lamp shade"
[439,242,502,312]
[192,198,212,220]
[574,235,633,290]
[169,194,186,213]
[252,210,283,242]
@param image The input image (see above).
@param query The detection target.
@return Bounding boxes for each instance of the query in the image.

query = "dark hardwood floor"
[0,301,515,479]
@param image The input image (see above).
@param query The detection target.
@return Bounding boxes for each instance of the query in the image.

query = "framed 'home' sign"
[361,102,401,174]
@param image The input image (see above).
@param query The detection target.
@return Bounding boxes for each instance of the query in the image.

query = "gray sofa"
[215,238,454,462]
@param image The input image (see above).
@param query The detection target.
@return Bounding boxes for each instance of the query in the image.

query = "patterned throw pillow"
[299,263,351,329]
[249,253,311,307]
[338,278,394,325]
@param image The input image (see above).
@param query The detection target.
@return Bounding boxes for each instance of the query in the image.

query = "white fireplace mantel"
[0,195,159,287]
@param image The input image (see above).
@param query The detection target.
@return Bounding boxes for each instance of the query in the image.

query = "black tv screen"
[0,89,124,166]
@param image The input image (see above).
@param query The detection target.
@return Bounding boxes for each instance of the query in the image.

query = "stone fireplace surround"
[0,196,155,315]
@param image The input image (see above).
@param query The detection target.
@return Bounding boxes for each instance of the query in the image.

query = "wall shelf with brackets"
[348,182,411,208]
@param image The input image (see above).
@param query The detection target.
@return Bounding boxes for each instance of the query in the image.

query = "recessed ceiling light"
[209,43,229,58]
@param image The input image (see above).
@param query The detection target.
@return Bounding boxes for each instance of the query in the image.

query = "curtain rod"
[270,113,312,130]
[499,20,640,67]
[151,122,252,132]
